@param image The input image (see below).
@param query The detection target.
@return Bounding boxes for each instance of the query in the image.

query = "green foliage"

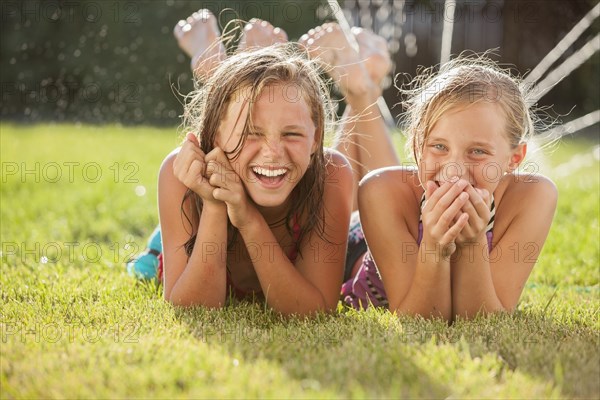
[0,0,327,125]
[1,124,598,398]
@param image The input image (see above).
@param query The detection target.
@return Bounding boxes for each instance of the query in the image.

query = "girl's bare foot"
[352,27,392,88]
[238,19,288,51]
[299,23,391,98]
[173,9,226,80]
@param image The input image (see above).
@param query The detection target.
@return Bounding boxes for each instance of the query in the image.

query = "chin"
[246,190,292,209]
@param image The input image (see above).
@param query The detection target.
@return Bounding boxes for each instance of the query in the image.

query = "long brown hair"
[179,44,335,256]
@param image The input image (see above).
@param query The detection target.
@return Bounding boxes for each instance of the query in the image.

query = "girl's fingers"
[181,141,204,158]
[187,159,205,180]
[205,147,230,166]
[186,132,200,146]
[209,170,226,189]
[212,187,226,202]
[438,191,469,226]
[424,179,468,219]
[442,212,469,244]
[464,185,489,217]
[459,195,479,222]
[205,160,218,179]
[424,181,437,201]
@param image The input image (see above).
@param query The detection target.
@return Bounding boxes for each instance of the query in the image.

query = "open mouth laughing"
[251,166,289,188]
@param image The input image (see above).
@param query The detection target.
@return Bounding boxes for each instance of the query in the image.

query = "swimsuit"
[340,194,496,309]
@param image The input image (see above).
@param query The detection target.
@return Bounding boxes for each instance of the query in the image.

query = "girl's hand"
[172,133,221,205]
[205,147,258,230]
[421,178,470,258]
[454,184,491,246]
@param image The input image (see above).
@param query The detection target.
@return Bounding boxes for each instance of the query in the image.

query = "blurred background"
[1,0,598,134]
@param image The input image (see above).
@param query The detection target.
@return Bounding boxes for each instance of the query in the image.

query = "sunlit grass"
[1,123,598,398]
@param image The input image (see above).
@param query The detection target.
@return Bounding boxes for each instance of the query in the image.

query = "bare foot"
[173,9,226,80]
[299,23,372,97]
[238,18,288,51]
[352,27,392,87]
[299,23,391,97]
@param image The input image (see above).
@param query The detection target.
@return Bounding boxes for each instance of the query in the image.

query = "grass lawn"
[1,123,599,399]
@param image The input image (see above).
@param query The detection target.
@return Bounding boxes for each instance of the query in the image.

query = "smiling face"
[217,83,318,209]
[418,101,527,195]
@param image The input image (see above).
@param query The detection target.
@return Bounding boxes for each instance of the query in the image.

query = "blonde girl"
[342,57,558,321]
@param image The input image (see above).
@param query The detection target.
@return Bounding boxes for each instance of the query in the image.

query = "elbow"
[390,301,452,323]
[273,295,332,318]
[166,292,224,309]
[452,303,509,320]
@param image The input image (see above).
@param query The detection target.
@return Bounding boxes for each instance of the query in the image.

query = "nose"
[441,153,471,182]
[261,137,284,161]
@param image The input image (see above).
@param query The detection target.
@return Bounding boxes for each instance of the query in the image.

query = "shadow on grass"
[170,294,599,399]
[173,302,452,398]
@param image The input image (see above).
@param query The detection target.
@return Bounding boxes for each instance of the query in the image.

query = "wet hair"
[179,43,335,256]
[400,53,537,164]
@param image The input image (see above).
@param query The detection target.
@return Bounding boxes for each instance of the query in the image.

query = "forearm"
[392,245,453,321]
[168,204,228,307]
[239,219,329,316]
[451,240,506,318]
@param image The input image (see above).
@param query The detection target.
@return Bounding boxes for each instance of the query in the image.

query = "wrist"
[202,201,227,215]
[236,208,262,237]
[419,240,456,263]
[455,233,488,249]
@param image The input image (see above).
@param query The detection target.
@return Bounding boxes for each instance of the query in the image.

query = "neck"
[254,198,293,226]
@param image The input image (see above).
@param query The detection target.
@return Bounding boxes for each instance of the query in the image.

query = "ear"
[507,143,527,172]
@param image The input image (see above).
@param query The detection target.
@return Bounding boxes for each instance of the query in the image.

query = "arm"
[258,150,353,314]
[159,138,229,308]
[359,170,469,321]
[451,175,558,317]
[209,148,353,315]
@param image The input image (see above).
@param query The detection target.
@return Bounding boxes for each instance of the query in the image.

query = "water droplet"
[41,256,48,264]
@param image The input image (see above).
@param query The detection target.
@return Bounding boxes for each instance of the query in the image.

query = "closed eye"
[283,132,303,137]
[246,130,263,137]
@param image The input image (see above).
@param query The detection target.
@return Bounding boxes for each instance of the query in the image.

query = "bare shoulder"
[358,166,422,233]
[158,146,189,207]
[493,173,558,239]
[501,173,558,211]
[324,147,352,168]
[323,147,353,183]
[359,166,421,203]
[159,147,182,177]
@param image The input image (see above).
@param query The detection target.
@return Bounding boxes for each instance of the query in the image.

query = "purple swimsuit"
[341,195,496,309]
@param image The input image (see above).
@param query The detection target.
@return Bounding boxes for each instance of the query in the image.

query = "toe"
[173,19,186,36]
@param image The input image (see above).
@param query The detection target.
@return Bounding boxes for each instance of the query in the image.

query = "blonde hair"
[180,43,335,255]
[400,54,536,164]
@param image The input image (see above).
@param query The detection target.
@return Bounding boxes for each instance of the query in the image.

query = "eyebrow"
[252,125,307,132]
[427,136,494,147]
[282,125,307,131]
[469,141,494,147]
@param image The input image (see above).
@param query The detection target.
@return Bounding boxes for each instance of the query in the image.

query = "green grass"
[1,123,599,399]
